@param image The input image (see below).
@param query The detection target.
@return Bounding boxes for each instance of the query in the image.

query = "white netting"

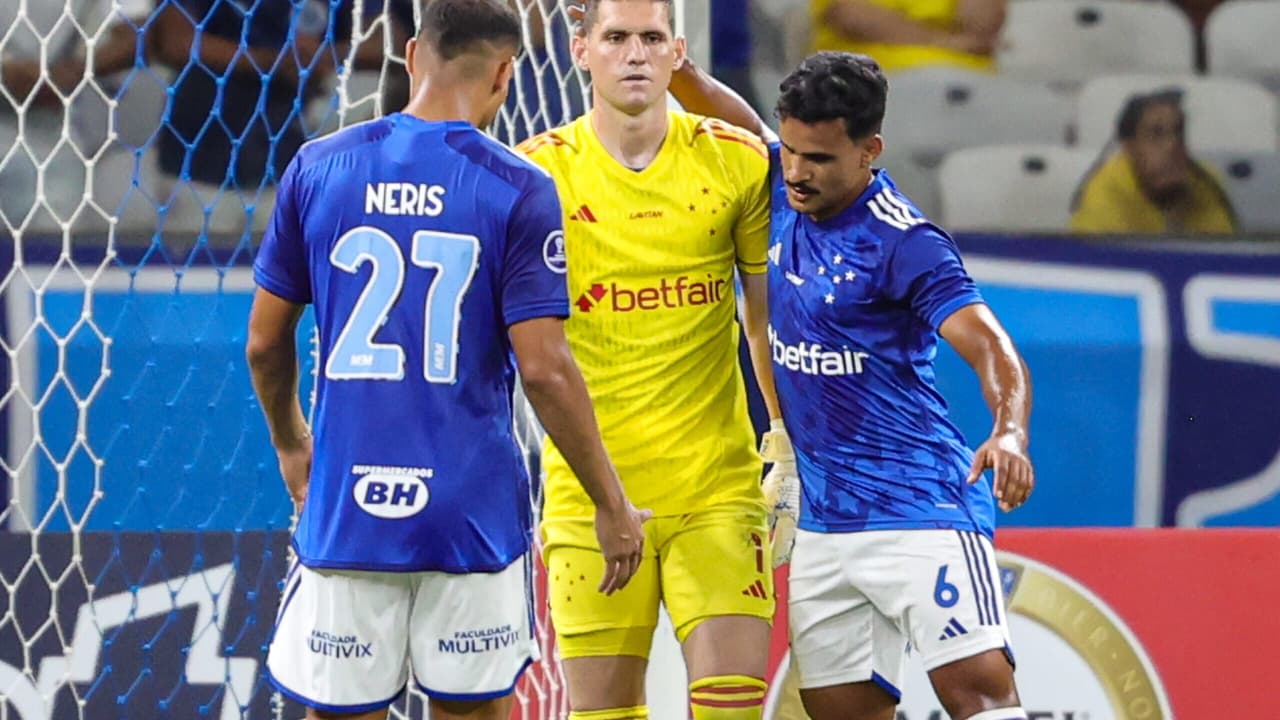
[0,1,676,719]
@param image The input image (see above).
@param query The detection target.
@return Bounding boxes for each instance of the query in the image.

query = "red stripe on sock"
[690,697,764,708]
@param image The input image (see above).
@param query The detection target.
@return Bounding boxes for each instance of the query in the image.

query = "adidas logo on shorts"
[938,617,969,641]
[740,580,768,599]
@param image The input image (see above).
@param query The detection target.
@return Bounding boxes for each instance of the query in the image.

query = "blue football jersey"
[254,114,569,573]
[767,145,994,537]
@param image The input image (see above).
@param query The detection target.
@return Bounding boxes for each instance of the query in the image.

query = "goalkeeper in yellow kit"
[517,2,799,719]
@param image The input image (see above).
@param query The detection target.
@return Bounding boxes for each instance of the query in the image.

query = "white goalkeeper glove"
[760,419,800,568]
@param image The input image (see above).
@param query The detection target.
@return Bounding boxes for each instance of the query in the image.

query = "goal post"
[0,1,703,719]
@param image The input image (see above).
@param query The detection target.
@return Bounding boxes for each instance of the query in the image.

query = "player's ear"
[571,28,589,71]
[493,56,516,96]
[862,134,884,168]
[404,37,419,97]
[672,35,687,71]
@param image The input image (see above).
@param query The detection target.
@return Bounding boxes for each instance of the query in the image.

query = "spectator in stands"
[151,0,387,236]
[0,0,150,232]
[1071,89,1237,235]
[507,0,585,143]
[382,0,585,144]
[712,0,762,113]
[810,0,1005,73]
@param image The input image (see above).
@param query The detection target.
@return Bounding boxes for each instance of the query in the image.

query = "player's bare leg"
[308,707,388,720]
[430,695,517,720]
[799,681,897,720]
[928,648,1021,720]
[682,614,771,716]
[562,655,649,715]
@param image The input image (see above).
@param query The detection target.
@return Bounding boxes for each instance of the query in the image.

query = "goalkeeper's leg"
[664,502,774,720]
[543,519,661,719]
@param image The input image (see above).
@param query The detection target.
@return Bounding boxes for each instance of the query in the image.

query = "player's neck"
[809,171,874,223]
[404,82,487,128]
[589,100,669,171]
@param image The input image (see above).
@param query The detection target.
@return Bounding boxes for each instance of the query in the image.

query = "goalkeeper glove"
[760,419,800,568]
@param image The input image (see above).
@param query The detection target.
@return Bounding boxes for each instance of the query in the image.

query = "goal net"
[0,1,691,718]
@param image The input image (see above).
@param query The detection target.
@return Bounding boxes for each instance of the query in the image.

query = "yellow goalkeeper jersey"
[518,111,771,520]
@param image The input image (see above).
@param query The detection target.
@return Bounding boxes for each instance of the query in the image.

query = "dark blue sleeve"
[501,173,569,326]
[882,226,983,330]
[253,157,312,304]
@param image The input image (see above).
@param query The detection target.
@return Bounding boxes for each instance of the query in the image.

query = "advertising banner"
[762,528,1280,719]
[11,238,1276,531]
[6,529,1276,718]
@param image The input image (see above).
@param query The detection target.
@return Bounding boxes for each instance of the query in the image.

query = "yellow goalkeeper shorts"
[541,500,774,659]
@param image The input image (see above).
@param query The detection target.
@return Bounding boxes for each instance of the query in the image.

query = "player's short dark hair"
[776,52,888,143]
[416,0,522,61]
[1116,88,1184,140]
[580,0,676,34]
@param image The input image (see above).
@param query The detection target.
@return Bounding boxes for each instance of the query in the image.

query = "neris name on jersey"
[365,182,446,216]
[769,324,869,376]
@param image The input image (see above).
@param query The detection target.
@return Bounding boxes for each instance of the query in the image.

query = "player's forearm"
[975,342,1032,446]
[246,340,309,451]
[152,5,269,76]
[670,58,769,140]
[956,0,1006,41]
[825,0,951,46]
[746,337,782,421]
[0,59,43,101]
[740,274,782,420]
[93,23,143,77]
[522,363,628,513]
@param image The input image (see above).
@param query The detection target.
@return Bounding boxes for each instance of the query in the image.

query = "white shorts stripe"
[275,564,303,626]
[789,529,1014,688]
[957,531,990,626]
[968,531,1002,626]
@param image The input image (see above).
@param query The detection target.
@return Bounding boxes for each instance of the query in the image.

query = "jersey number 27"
[325,226,479,384]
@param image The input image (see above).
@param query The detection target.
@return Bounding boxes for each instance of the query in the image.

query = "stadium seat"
[937,144,1097,232]
[1076,74,1278,153]
[875,151,941,221]
[1205,0,1280,90]
[882,67,1072,166]
[1201,151,1280,233]
[998,0,1195,87]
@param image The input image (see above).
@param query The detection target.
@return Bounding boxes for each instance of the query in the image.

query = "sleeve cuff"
[927,295,984,331]
[253,266,311,305]
[504,301,571,327]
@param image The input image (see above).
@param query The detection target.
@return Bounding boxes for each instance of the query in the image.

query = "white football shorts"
[267,554,537,713]
[788,529,1013,699]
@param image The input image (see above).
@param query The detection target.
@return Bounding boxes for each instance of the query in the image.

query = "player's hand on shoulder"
[593,500,652,595]
[966,429,1034,513]
[276,433,313,512]
[761,421,800,567]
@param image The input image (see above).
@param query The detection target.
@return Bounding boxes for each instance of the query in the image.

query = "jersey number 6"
[325,226,480,384]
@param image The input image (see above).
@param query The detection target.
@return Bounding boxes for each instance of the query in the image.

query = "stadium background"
[0,0,1277,718]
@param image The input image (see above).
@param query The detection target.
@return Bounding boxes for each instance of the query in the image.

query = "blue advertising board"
[2,238,1278,531]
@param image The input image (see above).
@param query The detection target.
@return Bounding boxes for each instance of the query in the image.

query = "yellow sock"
[689,674,767,720]
[568,706,649,720]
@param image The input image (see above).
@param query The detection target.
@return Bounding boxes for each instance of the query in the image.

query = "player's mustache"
[787,182,817,194]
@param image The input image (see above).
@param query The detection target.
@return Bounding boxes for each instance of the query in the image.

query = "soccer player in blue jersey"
[245,2,649,719]
[669,52,1035,720]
